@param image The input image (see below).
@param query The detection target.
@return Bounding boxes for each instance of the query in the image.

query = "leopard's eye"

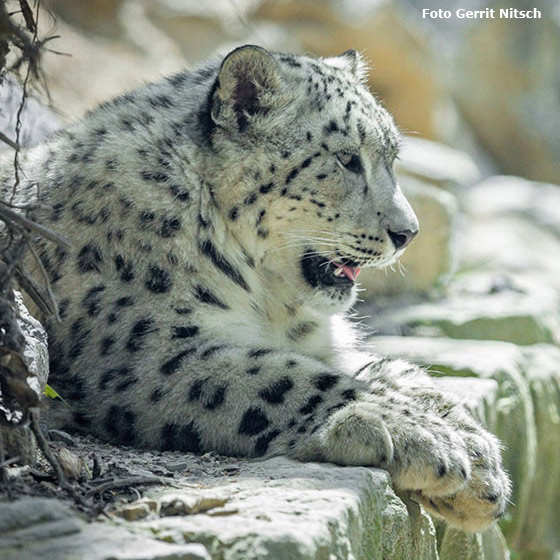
[336,152,363,174]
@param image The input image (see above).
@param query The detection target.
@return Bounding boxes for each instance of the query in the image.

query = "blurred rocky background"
[1,1,559,559]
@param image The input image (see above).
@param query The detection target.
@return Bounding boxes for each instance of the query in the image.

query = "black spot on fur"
[126,318,155,352]
[258,377,294,404]
[158,217,181,238]
[160,348,196,375]
[246,366,260,375]
[193,285,229,309]
[68,318,91,360]
[115,377,138,392]
[285,167,300,184]
[151,387,166,402]
[58,298,70,319]
[341,389,357,401]
[259,182,274,194]
[248,348,272,359]
[299,394,323,415]
[167,72,188,87]
[51,203,64,221]
[324,120,339,135]
[120,118,135,132]
[198,240,250,292]
[189,379,207,401]
[81,285,105,317]
[77,244,103,273]
[161,421,202,453]
[238,407,270,436]
[99,365,134,390]
[170,185,190,201]
[149,94,174,109]
[314,373,339,391]
[200,345,227,359]
[115,296,134,307]
[254,429,281,456]
[228,206,239,221]
[145,265,172,293]
[174,306,192,315]
[287,321,317,341]
[100,336,115,356]
[244,192,257,205]
[171,325,199,339]
[114,255,135,282]
[141,170,169,183]
[140,210,155,225]
[104,405,136,445]
[205,385,227,410]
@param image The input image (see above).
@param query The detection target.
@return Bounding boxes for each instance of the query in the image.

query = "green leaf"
[44,384,61,399]
[43,384,71,408]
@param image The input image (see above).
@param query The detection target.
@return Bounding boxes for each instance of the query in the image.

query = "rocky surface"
[1,415,511,560]
[0,497,210,560]
[0,292,50,465]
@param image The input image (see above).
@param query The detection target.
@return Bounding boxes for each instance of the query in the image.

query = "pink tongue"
[334,262,362,281]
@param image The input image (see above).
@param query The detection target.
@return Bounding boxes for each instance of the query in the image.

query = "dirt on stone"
[0,431,244,519]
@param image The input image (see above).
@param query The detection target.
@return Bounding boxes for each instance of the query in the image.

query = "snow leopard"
[1,45,510,531]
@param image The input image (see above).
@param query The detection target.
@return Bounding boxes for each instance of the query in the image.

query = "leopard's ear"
[333,49,368,82]
[211,45,284,132]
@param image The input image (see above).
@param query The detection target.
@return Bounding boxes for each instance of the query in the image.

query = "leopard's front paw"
[411,430,511,532]
[319,400,472,498]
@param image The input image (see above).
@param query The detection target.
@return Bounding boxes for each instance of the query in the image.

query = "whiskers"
[266,231,339,257]
[382,257,408,277]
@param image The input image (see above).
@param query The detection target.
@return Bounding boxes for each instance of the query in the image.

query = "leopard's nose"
[387,228,418,250]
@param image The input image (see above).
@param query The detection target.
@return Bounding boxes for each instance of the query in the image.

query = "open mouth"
[301,252,362,289]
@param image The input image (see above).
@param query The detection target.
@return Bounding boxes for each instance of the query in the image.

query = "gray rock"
[462,176,560,290]
[135,458,438,560]
[14,291,49,395]
[0,292,50,464]
[362,273,560,346]
[164,461,191,472]
[0,498,210,560]
[48,429,75,446]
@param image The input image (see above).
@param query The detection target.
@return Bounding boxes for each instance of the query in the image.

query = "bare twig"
[0,203,72,250]
[29,408,65,482]
[15,264,57,317]
[0,131,20,151]
[27,241,60,320]
[86,476,171,497]
[29,409,89,506]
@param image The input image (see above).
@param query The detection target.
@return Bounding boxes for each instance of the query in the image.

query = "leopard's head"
[206,45,418,313]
